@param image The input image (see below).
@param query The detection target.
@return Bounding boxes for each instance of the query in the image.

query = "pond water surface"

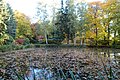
[0,47,120,80]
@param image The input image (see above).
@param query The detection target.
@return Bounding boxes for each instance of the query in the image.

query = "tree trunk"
[67,35,69,44]
[44,29,48,44]
[104,26,107,41]
[74,33,76,45]
[67,29,70,44]
[108,25,110,46]
[113,30,116,46]
[80,39,82,45]
[95,27,98,46]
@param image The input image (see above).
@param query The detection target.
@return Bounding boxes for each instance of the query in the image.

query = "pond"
[0,47,120,80]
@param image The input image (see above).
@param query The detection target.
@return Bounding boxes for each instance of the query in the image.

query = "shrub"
[40,38,61,44]
[115,40,120,45]
[97,40,112,46]
[0,34,9,45]
[4,35,14,45]
[0,44,25,52]
[15,38,24,44]
[14,45,24,50]
[23,38,30,45]
[24,44,34,48]
[0,45,11,52]
[29,37,38,44]
[34,44,42,48]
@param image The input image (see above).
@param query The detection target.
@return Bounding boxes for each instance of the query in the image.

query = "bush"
[29,37,38,44]
[116,45,120,49]
[97,40,112,46]
[0,45,11,52]
[24,44,34,48]
[0,34,9,45]
[15,38,30,45]
[34,44,59,48]
[40,38,61,44]
[15,38,24,44]
[34,44,43,48]
[14,45,24,50]
[115,40,120,45]
[23,38,30,45]
[4,35,14,45]
[0,44,25,52]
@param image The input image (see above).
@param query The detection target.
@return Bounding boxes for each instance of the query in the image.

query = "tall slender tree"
[65,0,77,44]
[6,3,16,38]
[54,0,65,42]
[55,0,77,44]
[76,2,88,45]
[86,1,103,46]
[101,0,116,45]
[37,3,50,44]
[109,0,120,45]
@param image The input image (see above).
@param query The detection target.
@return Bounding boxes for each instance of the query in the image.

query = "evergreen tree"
[54,0,65,41]
[6,3,16,38]
[65,0,76,44]
[55,0,77,44]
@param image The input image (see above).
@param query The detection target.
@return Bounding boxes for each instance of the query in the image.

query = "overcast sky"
[5,0,102,23]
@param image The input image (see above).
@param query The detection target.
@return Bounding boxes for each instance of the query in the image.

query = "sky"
[5,0,102,23]
[5,0,61,22]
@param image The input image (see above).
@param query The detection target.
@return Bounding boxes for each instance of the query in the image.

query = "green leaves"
[55,0,77,44]
[14,11,33,39]
[6,3,16,38]
[0,0,11,45]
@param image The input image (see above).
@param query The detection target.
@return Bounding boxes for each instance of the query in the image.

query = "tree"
[117,0,120,39]
[86,1,103,46]
[101,0,117,45]
[51,3,58,39]
[54,0,65,41]
[109,0,120,45]
[0,0,10,45]
[65,0,77,44]
[76,2,88,45]
[55,0,77,44]
[6,3,16,38]
[37,3,50,44]
[14,11,32,39]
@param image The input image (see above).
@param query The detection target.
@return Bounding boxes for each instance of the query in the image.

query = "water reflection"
[0,48,120,80]
[25,67,53,80]
[99,48,120,64]
[26,48,120,79]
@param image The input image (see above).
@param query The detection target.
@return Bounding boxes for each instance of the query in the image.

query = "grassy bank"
[0,44,120,52]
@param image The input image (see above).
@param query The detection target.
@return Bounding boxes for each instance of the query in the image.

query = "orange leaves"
[88,1,101,6]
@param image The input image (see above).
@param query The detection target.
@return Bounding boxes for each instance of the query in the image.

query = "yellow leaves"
[98,31,107,39]
[14,10,32,38]
[101,0,117,13]
[0,34,9,45]
[86,31,95,38]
